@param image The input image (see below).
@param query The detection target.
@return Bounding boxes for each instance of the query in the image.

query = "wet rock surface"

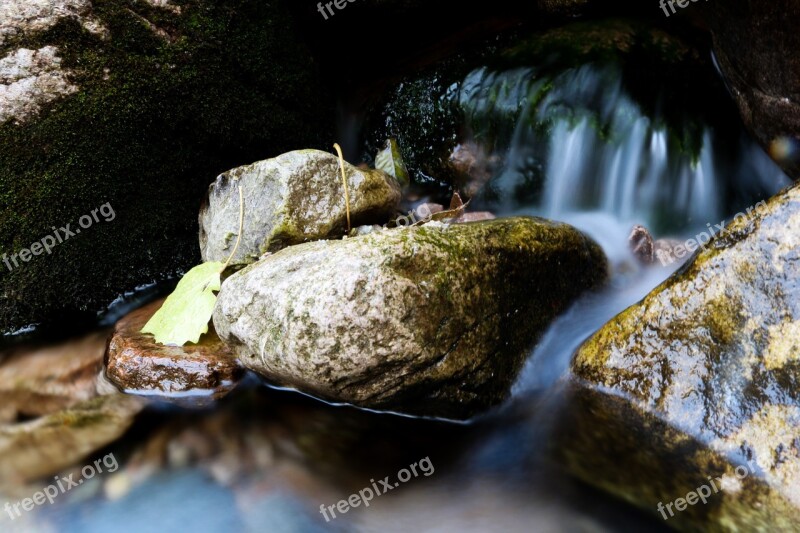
[199,150,402,264]
[704,0,800,179]
[0,331,107,423]
[627,225,683,267]
[361,18,733,195]
[106,298,241,399]
[214,217,608,419]
[0,393,143,489]
[563,182,800,529]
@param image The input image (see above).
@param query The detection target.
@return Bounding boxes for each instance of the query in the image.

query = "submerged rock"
[0,0,333,333]
[562,183,800,529]
[0,394,143,488]
[199,150,402,264]
[0,331,107,423]
[106,298,241,401]
[214,217,607,419]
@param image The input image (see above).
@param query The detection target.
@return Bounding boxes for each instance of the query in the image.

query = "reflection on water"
[3,221,682,533]
[1,45,794,533]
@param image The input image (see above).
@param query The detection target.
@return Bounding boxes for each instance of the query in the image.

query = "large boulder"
[561,182,800,530]
[199,150,402,264]
[0,0,333,333]
[213,217,608,419]
[703,0,800,179]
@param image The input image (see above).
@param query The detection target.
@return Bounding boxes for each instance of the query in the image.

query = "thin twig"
[333,143,352,232]
[222,177,244,271]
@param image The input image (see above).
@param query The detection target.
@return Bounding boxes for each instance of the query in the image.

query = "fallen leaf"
[449,192,464,210]
[421,192,470,224]
[375,138,410,188]
[141,262,224,345]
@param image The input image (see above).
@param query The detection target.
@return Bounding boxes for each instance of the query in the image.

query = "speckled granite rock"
[214,216,607,419]
[199,150,402,264]
[562,182,800,530]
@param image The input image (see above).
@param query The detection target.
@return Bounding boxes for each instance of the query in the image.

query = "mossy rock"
[562,182,800,530]
[0,0,334,333]
[0,393,143,487]
[199,150,402,264]
[213,216,608,419]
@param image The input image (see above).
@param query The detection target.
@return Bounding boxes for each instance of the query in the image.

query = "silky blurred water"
[2,52,794,533]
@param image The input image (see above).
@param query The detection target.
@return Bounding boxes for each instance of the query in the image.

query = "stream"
[1,24,793,533]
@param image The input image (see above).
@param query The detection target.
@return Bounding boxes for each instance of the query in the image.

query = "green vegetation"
[0,0,333,333]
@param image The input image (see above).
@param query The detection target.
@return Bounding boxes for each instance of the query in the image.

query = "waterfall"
[458,63,789,237]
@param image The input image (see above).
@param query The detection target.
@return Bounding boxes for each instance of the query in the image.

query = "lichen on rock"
[0,46,77,124]
[0,0,107,46]
[562,181,800,529]
[214,216,608,419]
[199,150,402,264]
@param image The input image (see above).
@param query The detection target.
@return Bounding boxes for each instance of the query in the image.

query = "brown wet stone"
[106,298,242,399]
[0,393,144,489]
[0,331,108,423]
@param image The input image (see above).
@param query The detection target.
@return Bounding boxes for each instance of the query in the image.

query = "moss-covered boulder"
[0,0,333,333]
[199,150,402,264]
[213,217,608,419]
[561,182,800,530]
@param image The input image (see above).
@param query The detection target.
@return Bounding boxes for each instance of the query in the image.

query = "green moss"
[0,0,334,333]
[705,296,746,347]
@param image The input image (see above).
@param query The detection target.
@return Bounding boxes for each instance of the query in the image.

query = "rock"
[455,211,496,223]
[350,225,383,237]
[0,331,107,423]
[214,217,608,419]
[106,298,241,400]
[627,225,684,267]
[0,394,143,488]
[703,1,800,179]
[449,142,502,197]
[627,225,654,263]
[0,46,78,124]
[0,0,333,333]
[199,150,402,264]
[0,0,107,46]
[562,182,800,529]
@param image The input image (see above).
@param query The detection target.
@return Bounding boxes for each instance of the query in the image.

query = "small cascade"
[458,64,789,237]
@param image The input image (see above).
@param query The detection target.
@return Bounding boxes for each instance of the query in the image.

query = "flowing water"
[455,60,790,399]
[3,56,793,533]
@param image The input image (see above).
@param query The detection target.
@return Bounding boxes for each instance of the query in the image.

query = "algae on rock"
[214,217,608,419]
[562,182,800,530]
